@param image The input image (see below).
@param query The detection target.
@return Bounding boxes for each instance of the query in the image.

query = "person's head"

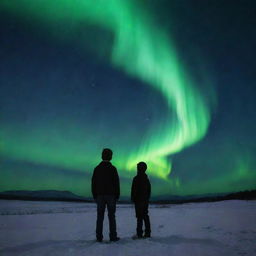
[101,148,113,161]
[137,161,147,172]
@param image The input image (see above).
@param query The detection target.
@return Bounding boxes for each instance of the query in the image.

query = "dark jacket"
[131,171,151,202]
[91,161,120,200]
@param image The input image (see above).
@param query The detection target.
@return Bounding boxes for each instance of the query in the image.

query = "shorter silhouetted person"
[91,148,120,242]
[131,161,151,238]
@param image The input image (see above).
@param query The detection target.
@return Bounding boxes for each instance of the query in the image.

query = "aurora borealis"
[0,1,255,197]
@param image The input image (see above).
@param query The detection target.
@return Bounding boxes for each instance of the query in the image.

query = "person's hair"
[102,148,113,161]
[137,161,147,172]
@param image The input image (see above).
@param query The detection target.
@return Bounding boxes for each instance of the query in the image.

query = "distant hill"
[152,190,256,204]
[0,189,255,204]
[152,193,227,201]
[0,190,91,202]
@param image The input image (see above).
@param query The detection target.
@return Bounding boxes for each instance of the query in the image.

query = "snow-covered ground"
[0,200,255,256]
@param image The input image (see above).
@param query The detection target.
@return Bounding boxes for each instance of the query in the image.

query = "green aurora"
[0,0,210,177]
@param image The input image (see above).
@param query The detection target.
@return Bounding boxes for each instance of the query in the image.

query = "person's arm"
[148,179,151,200]
[114,167,120,200]
[91,168,97,200]
[131,178,136,202]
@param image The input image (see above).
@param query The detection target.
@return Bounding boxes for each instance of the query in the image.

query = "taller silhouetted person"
[131,162,151,238]
[91,148,120,242]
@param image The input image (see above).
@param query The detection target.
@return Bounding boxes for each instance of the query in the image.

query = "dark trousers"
[96,195,117,240]
[135,201,151,236]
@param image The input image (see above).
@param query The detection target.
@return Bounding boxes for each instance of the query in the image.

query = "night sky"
[0,0,255,197]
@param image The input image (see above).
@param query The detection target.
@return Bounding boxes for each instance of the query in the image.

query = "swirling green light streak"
[1,0,210,179]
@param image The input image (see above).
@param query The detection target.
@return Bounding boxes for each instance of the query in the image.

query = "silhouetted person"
[131,162,151,238]
[91,148,120,242]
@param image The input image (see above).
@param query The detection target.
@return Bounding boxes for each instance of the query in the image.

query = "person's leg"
[96,195,106,241]
[143,202,151,237]
[135,202,143,237]
[106,195,118,240]
[144,215,151,237]
[136,218,143,237]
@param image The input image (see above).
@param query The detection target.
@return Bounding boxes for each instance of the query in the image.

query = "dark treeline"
[152,190,256,205]
[0,189,255,204]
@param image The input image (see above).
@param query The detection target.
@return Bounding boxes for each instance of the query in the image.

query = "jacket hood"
[137,170,147,177]
[99,160,112,165]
